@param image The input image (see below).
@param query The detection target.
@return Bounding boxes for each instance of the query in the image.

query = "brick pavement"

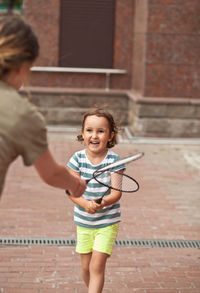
[0,131,200,292]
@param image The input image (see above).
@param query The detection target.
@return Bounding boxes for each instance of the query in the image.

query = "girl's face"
[82,115,114,157]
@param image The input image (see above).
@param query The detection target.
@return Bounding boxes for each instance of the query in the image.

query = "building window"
[59,0,115,68]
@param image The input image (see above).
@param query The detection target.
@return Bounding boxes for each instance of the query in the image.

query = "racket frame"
[96,152,144,172]
[66,152,144,199]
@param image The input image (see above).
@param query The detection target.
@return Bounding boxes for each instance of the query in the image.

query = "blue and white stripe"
[67,149,123,228]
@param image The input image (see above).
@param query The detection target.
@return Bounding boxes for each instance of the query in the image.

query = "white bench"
[31,66,127,90]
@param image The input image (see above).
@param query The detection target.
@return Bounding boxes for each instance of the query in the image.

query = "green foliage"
[0,0,23,8]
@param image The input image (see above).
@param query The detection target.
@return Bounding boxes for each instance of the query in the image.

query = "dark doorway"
[59,0,115,68]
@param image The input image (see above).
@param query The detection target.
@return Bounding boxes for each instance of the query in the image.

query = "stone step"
[20,87,200,137]
[22,87,129,125]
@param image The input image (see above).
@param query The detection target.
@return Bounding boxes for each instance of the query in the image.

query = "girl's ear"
[81,130,84,140]
[109,131,114,142]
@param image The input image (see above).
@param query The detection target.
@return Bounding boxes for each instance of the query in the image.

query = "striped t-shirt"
[67,149,123,229]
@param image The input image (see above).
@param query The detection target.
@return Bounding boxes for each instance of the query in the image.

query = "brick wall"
[24,0,200,99]
[23,0,60,67]
[23,0,134,90]
[133,0,200,99]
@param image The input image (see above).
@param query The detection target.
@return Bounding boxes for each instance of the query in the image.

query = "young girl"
[67,108,124,293]
[0,15,85,198]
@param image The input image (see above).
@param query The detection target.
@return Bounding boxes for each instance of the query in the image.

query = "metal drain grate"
[0,237,76,247]
[0,237,199,248]
[114,239,200,248]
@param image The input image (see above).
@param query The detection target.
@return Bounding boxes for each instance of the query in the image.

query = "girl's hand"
[85,200,98,214]
[92,198,106,211]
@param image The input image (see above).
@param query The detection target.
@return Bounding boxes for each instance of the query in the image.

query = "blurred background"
[1,0,200,138]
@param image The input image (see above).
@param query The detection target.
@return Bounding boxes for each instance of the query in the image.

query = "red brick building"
[23,0,200,137]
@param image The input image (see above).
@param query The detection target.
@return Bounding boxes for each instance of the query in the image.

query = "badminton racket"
[66,152,144,204]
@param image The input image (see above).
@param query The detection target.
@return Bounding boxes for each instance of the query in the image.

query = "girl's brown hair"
[77,108,118,148]
[0,15,39,78]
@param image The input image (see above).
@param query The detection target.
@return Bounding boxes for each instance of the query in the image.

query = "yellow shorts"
[76,223,119,256]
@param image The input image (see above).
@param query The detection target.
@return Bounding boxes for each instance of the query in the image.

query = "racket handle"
[95,197,103,204]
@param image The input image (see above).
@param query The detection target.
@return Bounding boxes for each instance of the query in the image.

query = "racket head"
[93,170,139,193]
[92,152,143,193]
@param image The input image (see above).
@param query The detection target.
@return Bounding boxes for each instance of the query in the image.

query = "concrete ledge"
[128,91,200,137]
[21,87,129,126]
[127,91,200,105]
[22,86,126,95]
[21,87,200,138]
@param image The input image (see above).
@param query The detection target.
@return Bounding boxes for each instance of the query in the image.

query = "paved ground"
[0,130,200,292]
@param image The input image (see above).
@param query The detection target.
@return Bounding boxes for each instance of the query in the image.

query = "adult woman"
[0,15,86,198]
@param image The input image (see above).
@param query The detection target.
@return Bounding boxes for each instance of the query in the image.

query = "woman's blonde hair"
[0,15,39,78]
[77,108,119,148]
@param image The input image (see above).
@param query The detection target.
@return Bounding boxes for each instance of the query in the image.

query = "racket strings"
[94,170,139,193]
[112,171,139,192]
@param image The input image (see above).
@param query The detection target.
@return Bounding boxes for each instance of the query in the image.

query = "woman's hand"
[67,174,86,198]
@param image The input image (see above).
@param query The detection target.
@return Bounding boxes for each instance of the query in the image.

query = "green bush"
[0,0,23,8]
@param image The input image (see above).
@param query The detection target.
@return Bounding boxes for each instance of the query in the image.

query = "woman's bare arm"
[34,150,86,197]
